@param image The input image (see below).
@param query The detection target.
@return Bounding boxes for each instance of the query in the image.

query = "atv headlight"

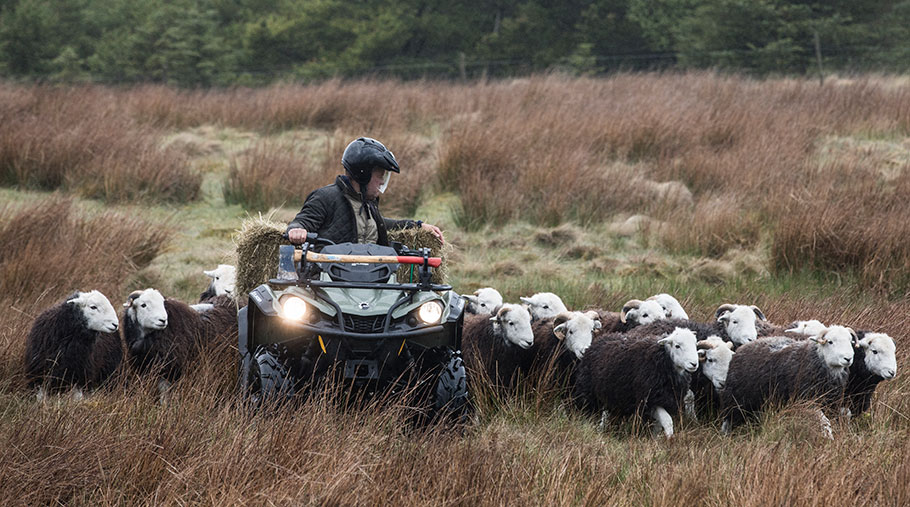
[280,295,307,321]
[417,300,443,324]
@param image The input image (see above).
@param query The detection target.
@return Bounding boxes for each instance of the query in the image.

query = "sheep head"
[203,264,236,296]
[553,312,601,359]
[856,332,897,380]
[812,325,856,371]
[621,299,664,326]
[490,303,533,349]
[519,292,568,320]
[716,304,764,347]
[647,293,689,320]
[657,327,699,374]
[67,290,119,333]
[696,336,735,390]
[463,287,503,315]
[124,288,168,331]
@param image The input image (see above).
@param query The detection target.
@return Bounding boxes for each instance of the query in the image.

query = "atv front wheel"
[432,350,468,418]
[248,344,294,405]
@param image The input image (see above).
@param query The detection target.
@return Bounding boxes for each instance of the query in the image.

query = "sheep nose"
[842,357,853,366]
[717,382,726,390]
[886,369,896,378]
[158,318,167,326]
[687,362,698,372]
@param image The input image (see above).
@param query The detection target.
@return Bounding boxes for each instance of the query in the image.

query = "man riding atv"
[286,137,444,247]
[239,137,466,419]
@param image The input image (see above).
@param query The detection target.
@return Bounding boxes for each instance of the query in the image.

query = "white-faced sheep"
[591,298,668,334]
[520,292,568,321]
[625,303,766,349]
[757,319,827,338]
[462,287,503,315]
[461,303,534,387]
[688,336,735,420]
[24,291,122,400]
[720,325,856,437]
[526,311,602,387]
[844,331,897,417]
[574,327,699,437]
[123,289,236,393]
[647,293,689,320]
[199,264,236,302]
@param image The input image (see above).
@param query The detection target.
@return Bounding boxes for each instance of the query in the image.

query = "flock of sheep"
[23,265,238,401]
[461,288,898,438]
[22,262,899,439]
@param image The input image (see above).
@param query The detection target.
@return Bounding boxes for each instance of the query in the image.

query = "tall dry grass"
[0,85,199,202]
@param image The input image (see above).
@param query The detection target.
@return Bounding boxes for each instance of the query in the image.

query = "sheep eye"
[872,350,878,354]
[543,305,549,309]
[732,320,739,325]
[90,305,97,310]
[708,358,715,363]
[675,344,680,349]
[215,276,220,280]
[141,303,147,308]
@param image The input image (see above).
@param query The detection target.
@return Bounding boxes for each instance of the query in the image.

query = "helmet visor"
[378,170,391,194]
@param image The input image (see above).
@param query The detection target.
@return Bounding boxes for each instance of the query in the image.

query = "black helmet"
[341,137,400,185]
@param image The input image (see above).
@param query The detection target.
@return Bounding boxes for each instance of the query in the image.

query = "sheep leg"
[158,379,172,405]
[651,406,674,438]
[839,406,852,422]
[720,419,731,435]
[817,409,834,440]
[684,389,697,421]
[598,410,611,432]
[36,387,46,403]
[71,387,84,402]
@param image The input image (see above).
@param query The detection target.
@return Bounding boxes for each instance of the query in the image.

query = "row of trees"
[2,0,909,86]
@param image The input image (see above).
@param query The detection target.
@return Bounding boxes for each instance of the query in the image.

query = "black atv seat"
[316,243,399,283]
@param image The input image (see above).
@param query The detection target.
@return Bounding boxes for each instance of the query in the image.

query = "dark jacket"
[287,175,417,246]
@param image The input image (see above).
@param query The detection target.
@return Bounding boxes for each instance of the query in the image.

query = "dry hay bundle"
[234,217,450,298]
[388,227,451,285]
[234,214,286,298]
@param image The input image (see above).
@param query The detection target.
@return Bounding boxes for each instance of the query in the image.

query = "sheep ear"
[203,269,216,277]
[67,293,85,305]
[553,312,573,327]
[489,315,498,323]
[554,323,568,340]
[725,341,734,350]
[657,337,672,346]
[698,350,707,361]
[124,290,142,308]
[847,327,858,345]
[857,337,871,349]
[812,330,828,345]
[593,320,602,330]
[519,296,532,305]
[751,305,766,321]
[715,304,736,320]
[696,339,715,350]
[463,295,478,303]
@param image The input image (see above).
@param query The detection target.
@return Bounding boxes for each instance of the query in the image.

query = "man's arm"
[287,190,331,242]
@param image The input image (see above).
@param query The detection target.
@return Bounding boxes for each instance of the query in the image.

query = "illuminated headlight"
[280,295,307,321]
[417,300,443,324]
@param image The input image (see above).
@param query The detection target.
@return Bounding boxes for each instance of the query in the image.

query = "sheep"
[198,264,236,302]
[624,303,766,349]
[757,319,826,338]
[462,287,503,315]
[461,303,535,387]
[843,331,897,418]
[24,290,122,400]
[519,292,568,321]
[720,325,856,438]
[123,288,236,395]
[688,336,735,420]
[574,327,699,438]
[647,293,689,320]
[590,298,668,334]
[526,311,602,387]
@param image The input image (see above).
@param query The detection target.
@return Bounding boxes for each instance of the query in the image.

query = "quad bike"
[237,233,467,418]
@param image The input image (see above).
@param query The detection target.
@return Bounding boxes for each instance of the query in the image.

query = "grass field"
[1,74,909,505]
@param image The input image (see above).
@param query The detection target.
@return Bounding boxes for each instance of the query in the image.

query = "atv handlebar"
[293,250,442,268]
